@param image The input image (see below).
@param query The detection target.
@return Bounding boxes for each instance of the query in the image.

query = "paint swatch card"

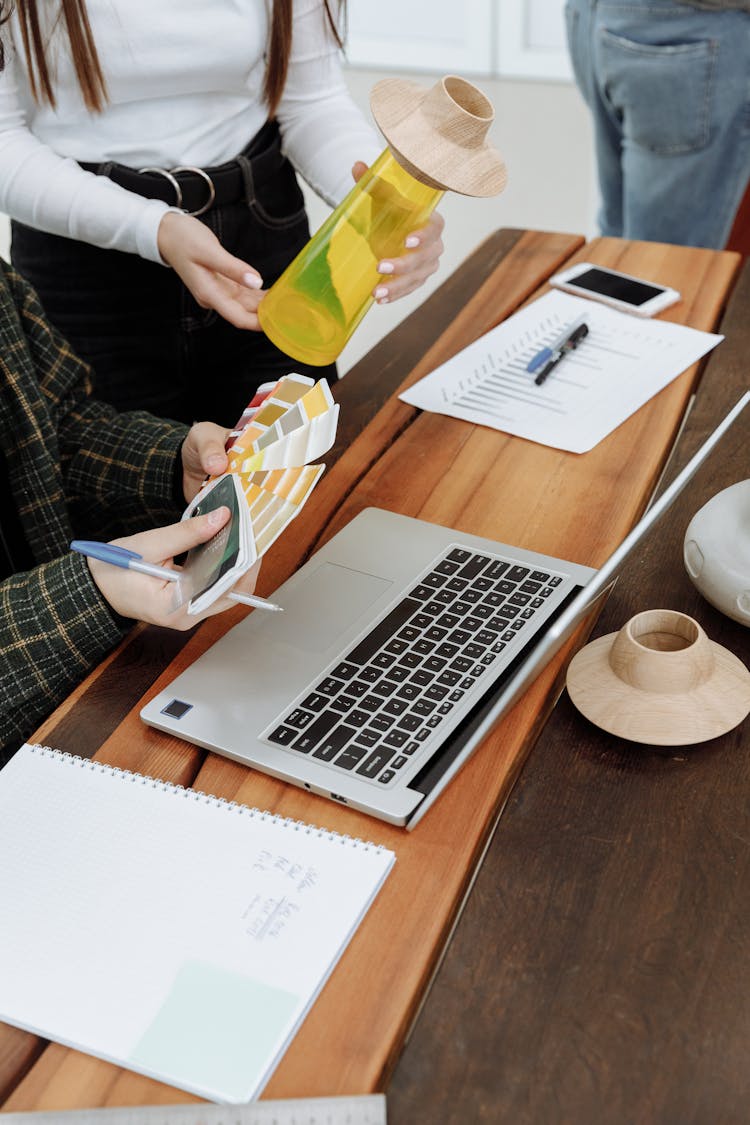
[181,375,338,613]
[0,744,395,1103]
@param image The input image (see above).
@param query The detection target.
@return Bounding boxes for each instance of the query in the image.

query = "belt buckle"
[138,165,216,217]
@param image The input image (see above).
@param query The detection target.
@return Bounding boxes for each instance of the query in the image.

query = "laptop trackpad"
[268,563,392,654]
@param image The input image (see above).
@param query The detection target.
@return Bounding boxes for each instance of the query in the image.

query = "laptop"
[142,393,748,828]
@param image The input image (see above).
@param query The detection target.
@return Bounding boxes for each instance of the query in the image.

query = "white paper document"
[399,291,723,453]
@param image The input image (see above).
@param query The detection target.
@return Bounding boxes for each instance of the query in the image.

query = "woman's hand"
[350,161,446,304]
[157,211,265,329]
[87,507,261,628]
[180,421,231,502]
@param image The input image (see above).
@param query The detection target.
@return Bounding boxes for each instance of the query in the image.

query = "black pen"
[534,321,589,386]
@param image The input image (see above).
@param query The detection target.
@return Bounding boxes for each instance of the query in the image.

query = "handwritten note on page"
[399,291,723,453]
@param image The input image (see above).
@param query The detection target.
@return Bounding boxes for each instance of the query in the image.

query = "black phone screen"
[569,268,665,306]
[183,476,242,603]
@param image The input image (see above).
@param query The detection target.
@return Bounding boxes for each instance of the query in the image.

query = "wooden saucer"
[566,609,750,745]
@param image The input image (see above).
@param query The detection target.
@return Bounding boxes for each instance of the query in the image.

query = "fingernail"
[377,261,394,274]
[243,272,263,289]
[207,506,228,526]
[405,235,420,248]
[374,286,389,300]
[206,454,225,471]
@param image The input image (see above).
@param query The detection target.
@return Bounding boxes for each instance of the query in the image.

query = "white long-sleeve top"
[0,0,382,263]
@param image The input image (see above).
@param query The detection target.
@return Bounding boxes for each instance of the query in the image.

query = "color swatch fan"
[178,374,338,614]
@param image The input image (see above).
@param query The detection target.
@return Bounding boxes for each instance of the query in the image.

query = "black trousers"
[11,123,337,427]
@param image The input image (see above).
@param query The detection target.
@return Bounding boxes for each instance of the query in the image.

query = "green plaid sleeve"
[0,552,125,765]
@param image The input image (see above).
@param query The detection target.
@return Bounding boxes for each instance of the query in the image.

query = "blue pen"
[526,314,588,374]
[70,541,283,613]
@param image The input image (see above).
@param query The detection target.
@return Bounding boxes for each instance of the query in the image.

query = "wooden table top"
[387,256,750,1125]
[1,230,744,1117]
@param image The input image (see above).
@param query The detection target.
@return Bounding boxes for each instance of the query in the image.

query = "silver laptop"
[142,393,748,828]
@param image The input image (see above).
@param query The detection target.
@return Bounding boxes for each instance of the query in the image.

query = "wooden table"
[387,253,750,1125]
[1,229,745,1117]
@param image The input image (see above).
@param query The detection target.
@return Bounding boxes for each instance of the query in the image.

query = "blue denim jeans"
[565,0,750,247]
[11,125,337,427]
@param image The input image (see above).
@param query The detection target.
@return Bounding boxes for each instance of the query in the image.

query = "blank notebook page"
[0,744,395,1103]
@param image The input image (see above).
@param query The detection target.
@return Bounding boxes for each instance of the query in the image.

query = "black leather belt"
[79,120,282,216]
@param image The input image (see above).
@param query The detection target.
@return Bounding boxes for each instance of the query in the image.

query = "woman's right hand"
[87,506,261,628]
[157,211,265,330]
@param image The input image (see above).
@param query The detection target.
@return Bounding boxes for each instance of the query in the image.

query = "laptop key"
[530,569,551,582]
[384,697,408,716]
[392,755,408,769]
[403,741,420,755]
[301,691,328,712]
[424,572,447,588]
[437,670,461,687]
[331,661,358,680]
[396,683,421,701]
[378,770,396,784]
[318,676,345,696]
[397,713,422,732]
[285,708,315,729]
[485,559,509,580]
[458,554,490,579]
[335,745,368,770]
[447,547,472,564]
[359,666,383,683]
[475,630,499,646]
[292,710,339,753]
[372,678,398,697]
[268,725,298,746]
[436,558,461,575]
[347,680,369,698]
[425,684,449,701]
[384,729,409,748]
[357,748,395,778]
[347,709,370,727]
[313,723,357,761]
[330,694,356,713]
[354,729,380,749]
[506,565,530,582]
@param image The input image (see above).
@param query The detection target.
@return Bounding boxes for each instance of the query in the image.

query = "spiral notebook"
[0,744,395,1103]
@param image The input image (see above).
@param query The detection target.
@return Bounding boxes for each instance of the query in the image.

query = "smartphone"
[179,474,251,615]
[549,262,680,317]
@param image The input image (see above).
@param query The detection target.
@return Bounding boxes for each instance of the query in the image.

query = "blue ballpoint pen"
[526,314,588,374]
[70,541,283,613]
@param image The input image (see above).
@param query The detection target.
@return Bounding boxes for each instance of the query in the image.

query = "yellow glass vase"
[258,148,444,367]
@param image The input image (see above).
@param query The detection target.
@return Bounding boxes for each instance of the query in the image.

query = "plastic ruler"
[0,1094,386,1125]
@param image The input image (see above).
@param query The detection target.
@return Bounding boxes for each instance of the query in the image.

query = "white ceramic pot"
[683,480,750,626]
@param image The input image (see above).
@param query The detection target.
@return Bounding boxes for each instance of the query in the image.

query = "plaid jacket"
[0,261,188,762]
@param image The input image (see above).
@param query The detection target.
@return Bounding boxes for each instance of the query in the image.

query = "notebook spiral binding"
[29,744,384,852]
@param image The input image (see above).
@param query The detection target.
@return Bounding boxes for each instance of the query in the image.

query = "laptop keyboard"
[265,547,564,785]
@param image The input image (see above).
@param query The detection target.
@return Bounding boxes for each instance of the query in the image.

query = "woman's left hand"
[351,160,446,304]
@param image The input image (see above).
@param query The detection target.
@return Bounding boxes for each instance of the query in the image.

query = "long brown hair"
[1,0,345,116]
